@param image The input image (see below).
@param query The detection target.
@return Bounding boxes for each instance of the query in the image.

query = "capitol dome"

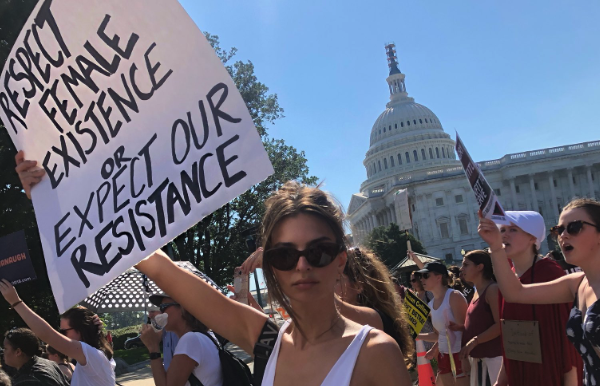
[361,44,459,192]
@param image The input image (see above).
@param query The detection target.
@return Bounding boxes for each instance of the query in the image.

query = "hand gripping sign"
[455,133,509,226]
[0,0,274,312]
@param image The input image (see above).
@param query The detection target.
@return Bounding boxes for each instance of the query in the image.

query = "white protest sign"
[0,0,274,312]
[394,189,412,230]
[455,133,509,225]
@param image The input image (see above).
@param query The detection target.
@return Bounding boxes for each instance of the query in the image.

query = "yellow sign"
[403,290,431,338]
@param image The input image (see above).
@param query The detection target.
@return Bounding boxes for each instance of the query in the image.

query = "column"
[509,179,519,210]
[425,195,438,241]
[567,168,576,199]
[445,191,457,240]
[549,173,559,220]
[529,174,538,212]
[587,166,596,199]
[372,213,379,229]
[390,204,397,224]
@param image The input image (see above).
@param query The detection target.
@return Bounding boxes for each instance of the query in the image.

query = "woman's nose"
[295,255,311,271]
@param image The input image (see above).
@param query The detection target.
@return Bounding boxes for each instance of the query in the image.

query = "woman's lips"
[292,279,319,290]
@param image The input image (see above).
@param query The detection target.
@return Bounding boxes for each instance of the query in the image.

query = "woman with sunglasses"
[416,262,469,386]
[0,280,115,386]
[139,293,223,386]
[407,266,435,352]
[478,209,585,386]
[13,154,409,384]
[134,181,410,386]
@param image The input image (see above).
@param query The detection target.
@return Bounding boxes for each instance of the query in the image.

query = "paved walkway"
[117,344,254,386]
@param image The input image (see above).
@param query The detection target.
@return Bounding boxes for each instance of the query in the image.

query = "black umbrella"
[80,261,224,313]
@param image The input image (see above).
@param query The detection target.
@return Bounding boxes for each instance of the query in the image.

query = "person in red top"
[454,250,502,386]
[480,210,582,386]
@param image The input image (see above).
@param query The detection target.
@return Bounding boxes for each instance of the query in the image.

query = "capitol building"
[347,44,600,262]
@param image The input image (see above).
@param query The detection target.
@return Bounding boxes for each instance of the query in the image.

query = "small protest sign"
[0,0,274,312]
[455,133,509,225]
[0,230,37,286]
[501,320,543,364]
[403,289,431,339]
[394,189,412,231]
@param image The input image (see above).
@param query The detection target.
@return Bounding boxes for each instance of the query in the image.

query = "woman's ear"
[337,250,348,274]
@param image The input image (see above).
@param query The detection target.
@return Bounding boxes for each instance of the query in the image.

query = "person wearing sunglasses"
[3,328,70,386]
[408,268,436,353]
[0,280,115,386]
[135,181,410,386]
[145,304,180,371]
[478,208,586,386]
[139,293,223,386]
[416,262,469,386]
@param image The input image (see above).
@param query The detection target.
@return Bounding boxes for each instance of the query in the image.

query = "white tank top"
[261,320,373,386]
[429,288,463,354]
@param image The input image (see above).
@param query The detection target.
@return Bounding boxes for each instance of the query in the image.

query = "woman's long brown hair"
[61,307,113,360]
[345,248,414,359]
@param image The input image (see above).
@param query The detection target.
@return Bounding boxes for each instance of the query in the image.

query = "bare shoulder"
[340,302,384,330]
[566,272,586,294]
[351,329,411,386]
[450,290,467,303]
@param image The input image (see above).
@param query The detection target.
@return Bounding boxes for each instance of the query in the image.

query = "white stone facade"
[347,48,600,263]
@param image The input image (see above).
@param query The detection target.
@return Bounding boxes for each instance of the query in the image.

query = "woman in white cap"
[478,210,583,386]
[416,261,469,386]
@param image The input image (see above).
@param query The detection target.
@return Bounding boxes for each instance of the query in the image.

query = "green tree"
[365,223,427,269]
[168,34,317,285]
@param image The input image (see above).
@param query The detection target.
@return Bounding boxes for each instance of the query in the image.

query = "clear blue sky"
[180,0,600,212]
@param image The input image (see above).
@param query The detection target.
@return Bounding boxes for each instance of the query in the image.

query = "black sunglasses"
[159,303,179,313]
[264,242,344,271]
[551,220,600,240]
[410,278,418,283]
[58,328,74,335]
[421,272,432,279]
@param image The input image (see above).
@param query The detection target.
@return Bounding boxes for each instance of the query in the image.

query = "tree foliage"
[365,223,427,269]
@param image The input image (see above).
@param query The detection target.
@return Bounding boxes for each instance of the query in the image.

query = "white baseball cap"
[500,211,546,250]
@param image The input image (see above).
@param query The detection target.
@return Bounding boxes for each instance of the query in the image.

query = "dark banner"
[455,133,508,225]
[0,230,37,285]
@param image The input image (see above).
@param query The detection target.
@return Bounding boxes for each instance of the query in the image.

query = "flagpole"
[253,271,263,307]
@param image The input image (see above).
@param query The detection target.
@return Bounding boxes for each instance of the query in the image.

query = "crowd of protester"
[0,151,599,386]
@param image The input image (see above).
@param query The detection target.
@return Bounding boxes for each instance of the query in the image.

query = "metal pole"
[253,271,263,307]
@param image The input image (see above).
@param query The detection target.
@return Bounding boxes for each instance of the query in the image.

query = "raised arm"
[14,150,45,199]
[136,250,267,354]
[0,280,88,364]
[478,213,580,304]
[407,251,425,270]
